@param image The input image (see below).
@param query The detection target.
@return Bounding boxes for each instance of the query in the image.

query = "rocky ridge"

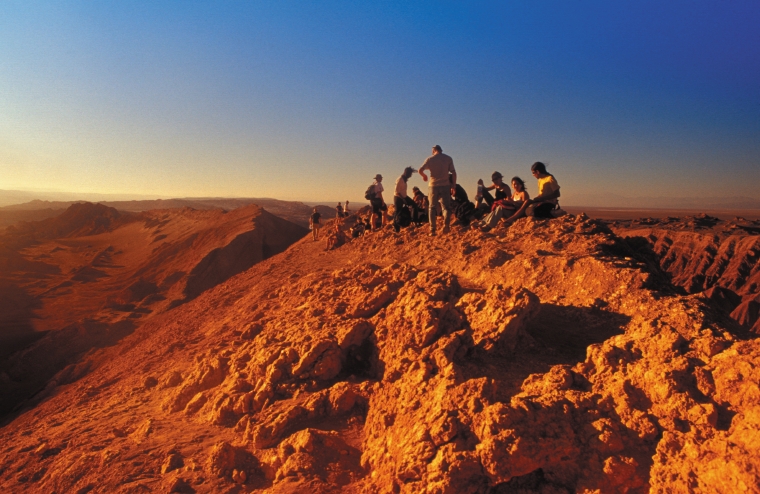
[0,213,758,493]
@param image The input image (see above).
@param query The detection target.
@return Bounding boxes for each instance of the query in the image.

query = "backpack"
[395,206,412,228]
[364,184,376,201]
[455,201,476,225]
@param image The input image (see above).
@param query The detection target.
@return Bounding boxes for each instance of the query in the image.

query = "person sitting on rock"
[474,179,485,209]
[509,176,529,208]
[450,174,477,227]
[505,162,561,224]
[309,207,321,241]
[481,171,511,210]
[326,220,348,250]
[412,186,429,226]
[351,219,365,238]
[393,166,418,233]
[344,200,350,216]
[336,202,344,218]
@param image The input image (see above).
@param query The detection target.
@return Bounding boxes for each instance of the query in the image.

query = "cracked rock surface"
[1,213,758,493]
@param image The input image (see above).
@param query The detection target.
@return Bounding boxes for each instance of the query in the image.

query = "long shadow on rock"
[0,280,45,361]
[599,235,682,295]
[459,304,630,402]
[0,319,136,419]
[527,303,631,364]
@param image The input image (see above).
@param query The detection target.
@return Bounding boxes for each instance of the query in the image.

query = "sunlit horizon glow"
[1,1,759,206]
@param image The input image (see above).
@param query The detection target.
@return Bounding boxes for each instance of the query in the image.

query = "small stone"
[168,477,194,493]
[162,453,184,474]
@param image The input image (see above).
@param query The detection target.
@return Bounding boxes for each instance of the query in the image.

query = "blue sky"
[1,1,758,205]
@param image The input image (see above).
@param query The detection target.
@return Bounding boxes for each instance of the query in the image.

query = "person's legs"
[483,206,504,228]
[370,199,382,230]
[439,186,452,232]
[482,189,495,208]
[533,202,555,219]
[393,196,405,232]
[428,189,438,233]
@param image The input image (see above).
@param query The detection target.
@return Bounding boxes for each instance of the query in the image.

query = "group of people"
[368,145,562,236]
[308,144,562,244]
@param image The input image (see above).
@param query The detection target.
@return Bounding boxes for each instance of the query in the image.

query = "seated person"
[351,221,365,238]
[412,186,429,225]
[508,176,529,207]
[481,171,511,209]
[505,162,560,223]
[326,221,348,250]
[480,177,530,231]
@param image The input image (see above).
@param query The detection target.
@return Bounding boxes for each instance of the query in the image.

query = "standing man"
[419,145,456,236]
[370,174,388,230]
[310,207,321,241]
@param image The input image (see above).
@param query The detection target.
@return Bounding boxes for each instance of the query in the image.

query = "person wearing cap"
[419,145,456,236]
[393,166,418,232]
[370,173,387,230]
[481,171,512,210]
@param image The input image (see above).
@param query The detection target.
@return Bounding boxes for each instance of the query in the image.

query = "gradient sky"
[1,1,759,205]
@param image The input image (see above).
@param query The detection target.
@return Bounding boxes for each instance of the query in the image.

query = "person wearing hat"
[419,145,456,236]
[370,173,388,230]
[393,166,418,232]
[481,171,512,210]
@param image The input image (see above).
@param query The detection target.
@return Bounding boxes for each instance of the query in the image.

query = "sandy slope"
[0,203,307,417]
[0,212,757,493]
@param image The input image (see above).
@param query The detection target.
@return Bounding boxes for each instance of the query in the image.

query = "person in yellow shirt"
[505,162,560,223]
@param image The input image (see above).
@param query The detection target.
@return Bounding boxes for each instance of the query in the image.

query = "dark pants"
[393,195,416,232]
[533,202,555,219]
[394,195,416,211]
[370,198,387,214]
[482,189,495,208]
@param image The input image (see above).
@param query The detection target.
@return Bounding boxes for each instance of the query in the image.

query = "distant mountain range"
[0,195,336,229]
[561,193,760,210]
[0,189,164,208]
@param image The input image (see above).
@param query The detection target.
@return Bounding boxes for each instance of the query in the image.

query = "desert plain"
[0,200,758,493]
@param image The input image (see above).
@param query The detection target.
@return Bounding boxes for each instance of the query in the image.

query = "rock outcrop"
[619,215,760,333]
[0,213,757,493]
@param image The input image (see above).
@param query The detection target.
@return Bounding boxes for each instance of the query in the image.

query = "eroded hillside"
[0,203,307,416]
[0,214,758,493]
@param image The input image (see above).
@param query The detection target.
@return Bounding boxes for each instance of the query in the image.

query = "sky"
[1,1,759,206]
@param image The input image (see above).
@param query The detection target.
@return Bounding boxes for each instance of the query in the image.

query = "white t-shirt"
[394,176,408,198]
[373,181,384,198]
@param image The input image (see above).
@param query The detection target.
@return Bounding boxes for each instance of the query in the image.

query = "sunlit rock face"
[0,212,758,493]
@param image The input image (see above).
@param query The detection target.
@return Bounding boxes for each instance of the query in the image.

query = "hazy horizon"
[1,2,759,205]
[2,187,760,213]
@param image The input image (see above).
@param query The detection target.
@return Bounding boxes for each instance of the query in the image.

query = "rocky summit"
[0,213,758,493]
